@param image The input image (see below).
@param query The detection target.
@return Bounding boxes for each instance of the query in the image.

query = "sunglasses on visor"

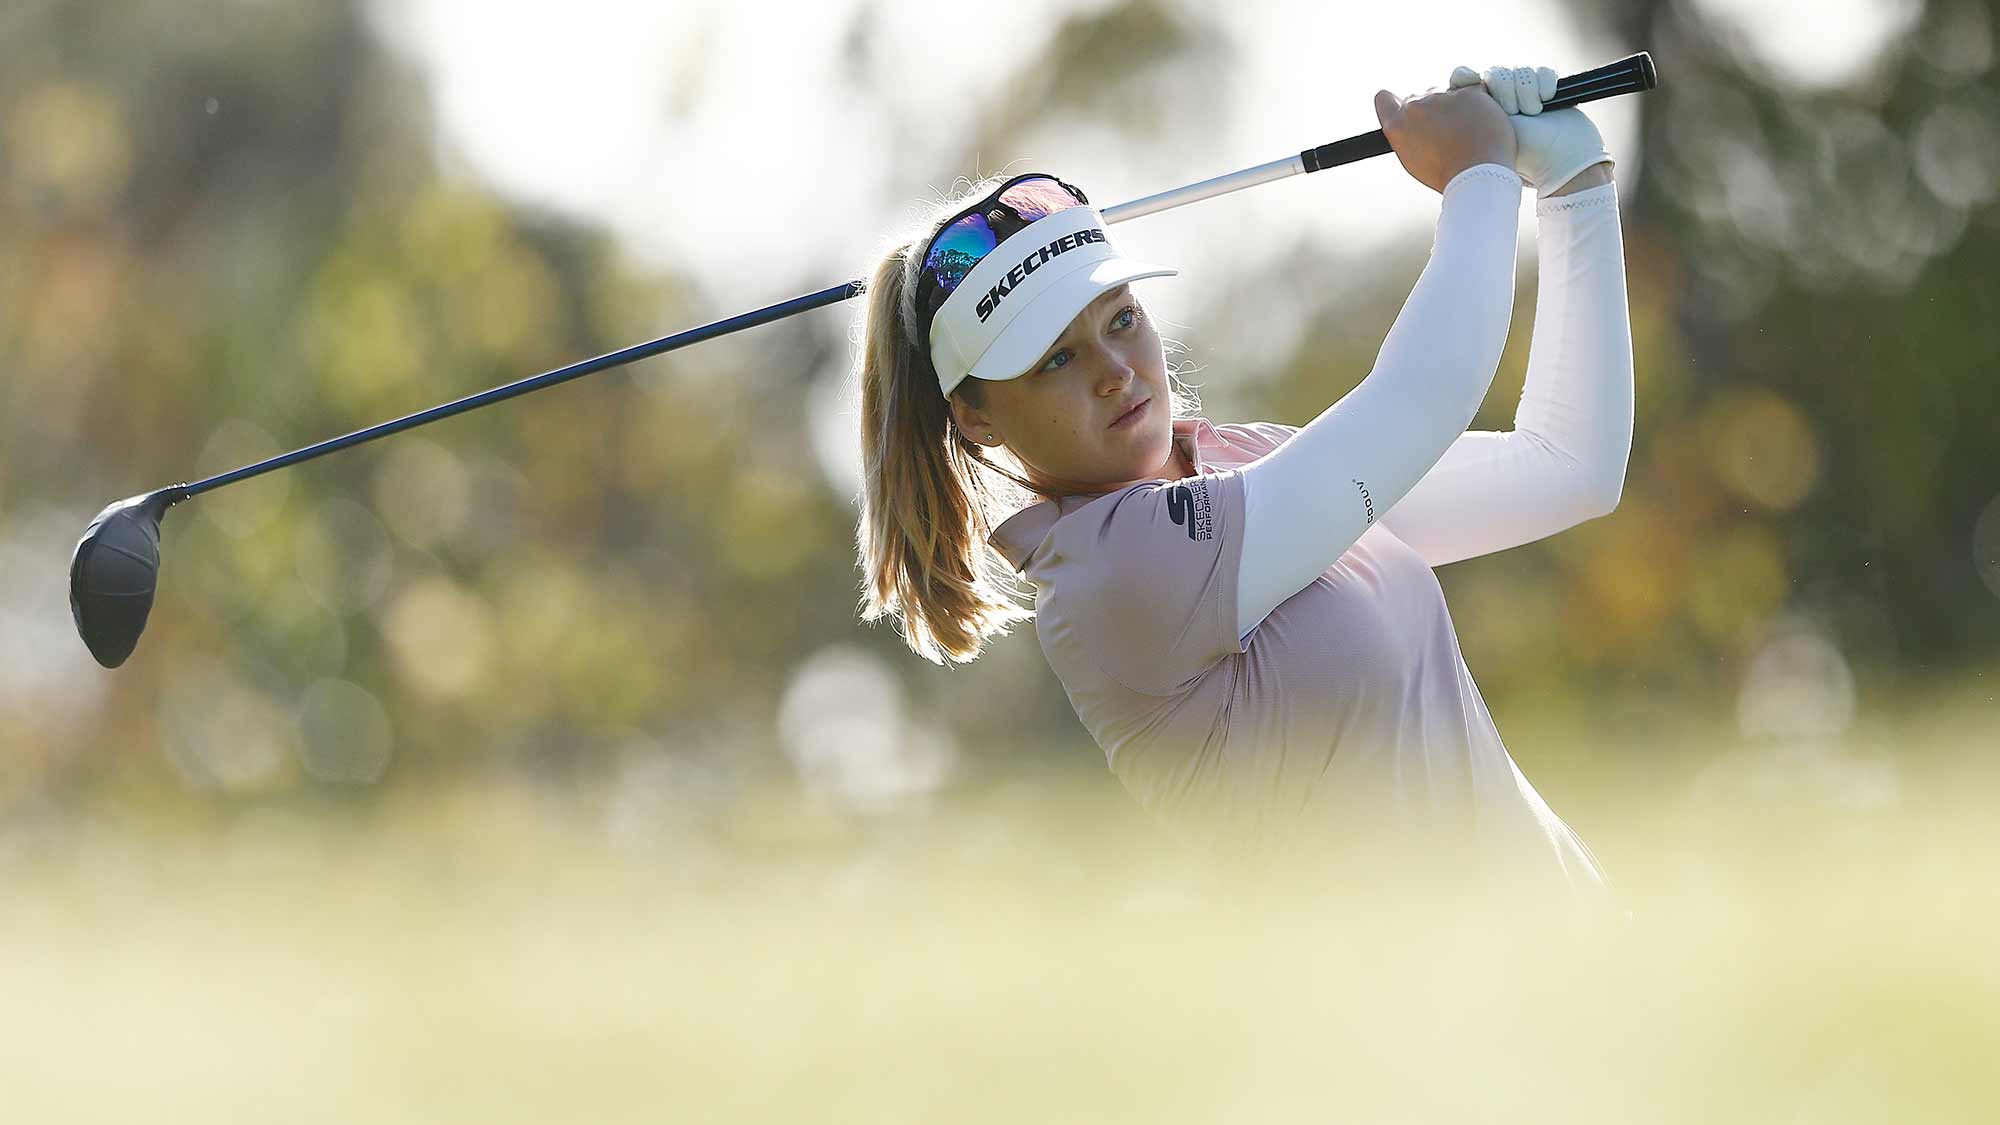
[914,173,1091,335]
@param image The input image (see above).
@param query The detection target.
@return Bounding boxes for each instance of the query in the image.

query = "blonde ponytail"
[851,176,1203,665]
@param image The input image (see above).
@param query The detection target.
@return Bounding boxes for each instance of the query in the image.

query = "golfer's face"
[975,285,1174,495]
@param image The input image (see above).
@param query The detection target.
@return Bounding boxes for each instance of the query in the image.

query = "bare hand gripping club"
[70,52,1657,667]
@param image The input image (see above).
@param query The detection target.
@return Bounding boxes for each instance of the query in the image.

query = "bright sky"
[363,0,1907,496]
[368,0,1625,290]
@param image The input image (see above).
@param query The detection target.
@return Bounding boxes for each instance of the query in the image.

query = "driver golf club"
[70,52,1658,668]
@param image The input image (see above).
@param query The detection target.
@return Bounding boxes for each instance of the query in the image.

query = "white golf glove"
[1449,64,1612,196]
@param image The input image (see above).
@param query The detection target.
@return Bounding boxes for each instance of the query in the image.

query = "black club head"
[69,489,182,668]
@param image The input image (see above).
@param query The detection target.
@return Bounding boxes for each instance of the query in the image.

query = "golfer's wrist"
[1441,162,1522,197]
[1542,160,1614,198]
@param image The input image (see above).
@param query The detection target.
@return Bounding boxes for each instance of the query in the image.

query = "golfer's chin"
[1100,438,1178,490]
[1129,423,1179,481]
[1027,431,1176,496]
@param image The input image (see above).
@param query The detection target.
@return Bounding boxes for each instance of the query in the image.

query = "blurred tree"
[1551,0,2000,689]
[0,0,854,809]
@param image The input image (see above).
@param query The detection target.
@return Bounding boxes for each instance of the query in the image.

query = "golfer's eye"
[1040,306,1139,372]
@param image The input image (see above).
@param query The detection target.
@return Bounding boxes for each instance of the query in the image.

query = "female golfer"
[853,65,1632,901]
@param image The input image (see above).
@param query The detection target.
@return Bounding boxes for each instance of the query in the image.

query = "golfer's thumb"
[1373,89,1401,125]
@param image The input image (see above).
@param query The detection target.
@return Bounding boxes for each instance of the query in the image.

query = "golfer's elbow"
[1521,427,1626,522]
[1576,470,1624,520]
[1576,459,1627,520]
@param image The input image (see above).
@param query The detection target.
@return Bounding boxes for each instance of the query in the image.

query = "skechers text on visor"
[916,173,1178,398]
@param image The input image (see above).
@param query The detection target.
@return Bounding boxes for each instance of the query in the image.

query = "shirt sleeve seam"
[1069,471,1246,698]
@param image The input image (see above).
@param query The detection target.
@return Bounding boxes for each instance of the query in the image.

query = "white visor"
[928,205,1177,398]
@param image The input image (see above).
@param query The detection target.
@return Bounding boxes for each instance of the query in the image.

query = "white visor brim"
[929,204,1177,397]
[962,255,1179,388]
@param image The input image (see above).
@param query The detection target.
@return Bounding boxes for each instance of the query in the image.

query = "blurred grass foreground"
[3,680,1995,1124]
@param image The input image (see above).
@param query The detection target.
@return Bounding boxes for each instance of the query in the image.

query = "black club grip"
[1300,52,1658,174]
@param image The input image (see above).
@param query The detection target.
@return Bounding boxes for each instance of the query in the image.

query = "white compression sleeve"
[1373,181,1633,568]
[1234,164,1521,642]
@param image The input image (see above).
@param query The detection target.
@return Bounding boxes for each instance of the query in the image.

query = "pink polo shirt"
[988,416,1610,901]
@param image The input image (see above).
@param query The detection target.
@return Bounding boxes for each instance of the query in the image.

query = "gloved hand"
[1448,64,1612,197]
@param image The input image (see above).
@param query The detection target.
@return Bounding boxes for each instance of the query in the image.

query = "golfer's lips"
[1108,397,1150,430]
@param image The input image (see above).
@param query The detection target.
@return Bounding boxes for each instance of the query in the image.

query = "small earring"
[985,433,995,442]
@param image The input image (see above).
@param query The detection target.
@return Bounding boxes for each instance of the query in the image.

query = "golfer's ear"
[948,395,993,441]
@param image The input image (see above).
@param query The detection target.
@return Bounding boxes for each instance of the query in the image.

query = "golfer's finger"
[1373,89,1402,128]
[1483,65,1518,114]
[1510,64,1543,114]
[1535,65,1558,106]
[1448,65,1482,89]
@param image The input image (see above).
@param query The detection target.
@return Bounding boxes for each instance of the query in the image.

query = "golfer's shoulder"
[1207,419,1300,460]
[988,486,1143,575]
[1062,483,1226,601]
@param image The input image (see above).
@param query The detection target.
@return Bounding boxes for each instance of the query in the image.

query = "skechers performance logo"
[1352,479,1375,525]
[974,227,1108,322]
[1166,480,1215,542]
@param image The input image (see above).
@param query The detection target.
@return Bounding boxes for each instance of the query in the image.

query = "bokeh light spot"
[298,271,433,417]
[1702,388,1822,511]
[778,645,955,814]
[1973,493,2000,600]
[296,678,394,784]
[383,575,498,701]
[1915,0,1995,76]
[1736,613,1858,740]
[156,657,298,793]
[1912,94,2000,208]
[6,81,132,214]
[295,498,396,612]
[197,419,290,539]
[1687,0,1923,90]
[371,438,471,551]
[0,507,109,743]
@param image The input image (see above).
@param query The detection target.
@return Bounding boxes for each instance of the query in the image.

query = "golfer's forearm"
[1513,180,1633,514]
[1232,164,1518,638]
[1371,163,1520,417]
[1327,180,1633,568]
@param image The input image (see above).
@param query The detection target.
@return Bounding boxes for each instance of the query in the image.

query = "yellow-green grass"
[3,682,1994,1123]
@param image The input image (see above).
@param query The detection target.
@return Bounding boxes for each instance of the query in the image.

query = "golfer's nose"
[1096,357,1134,396]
